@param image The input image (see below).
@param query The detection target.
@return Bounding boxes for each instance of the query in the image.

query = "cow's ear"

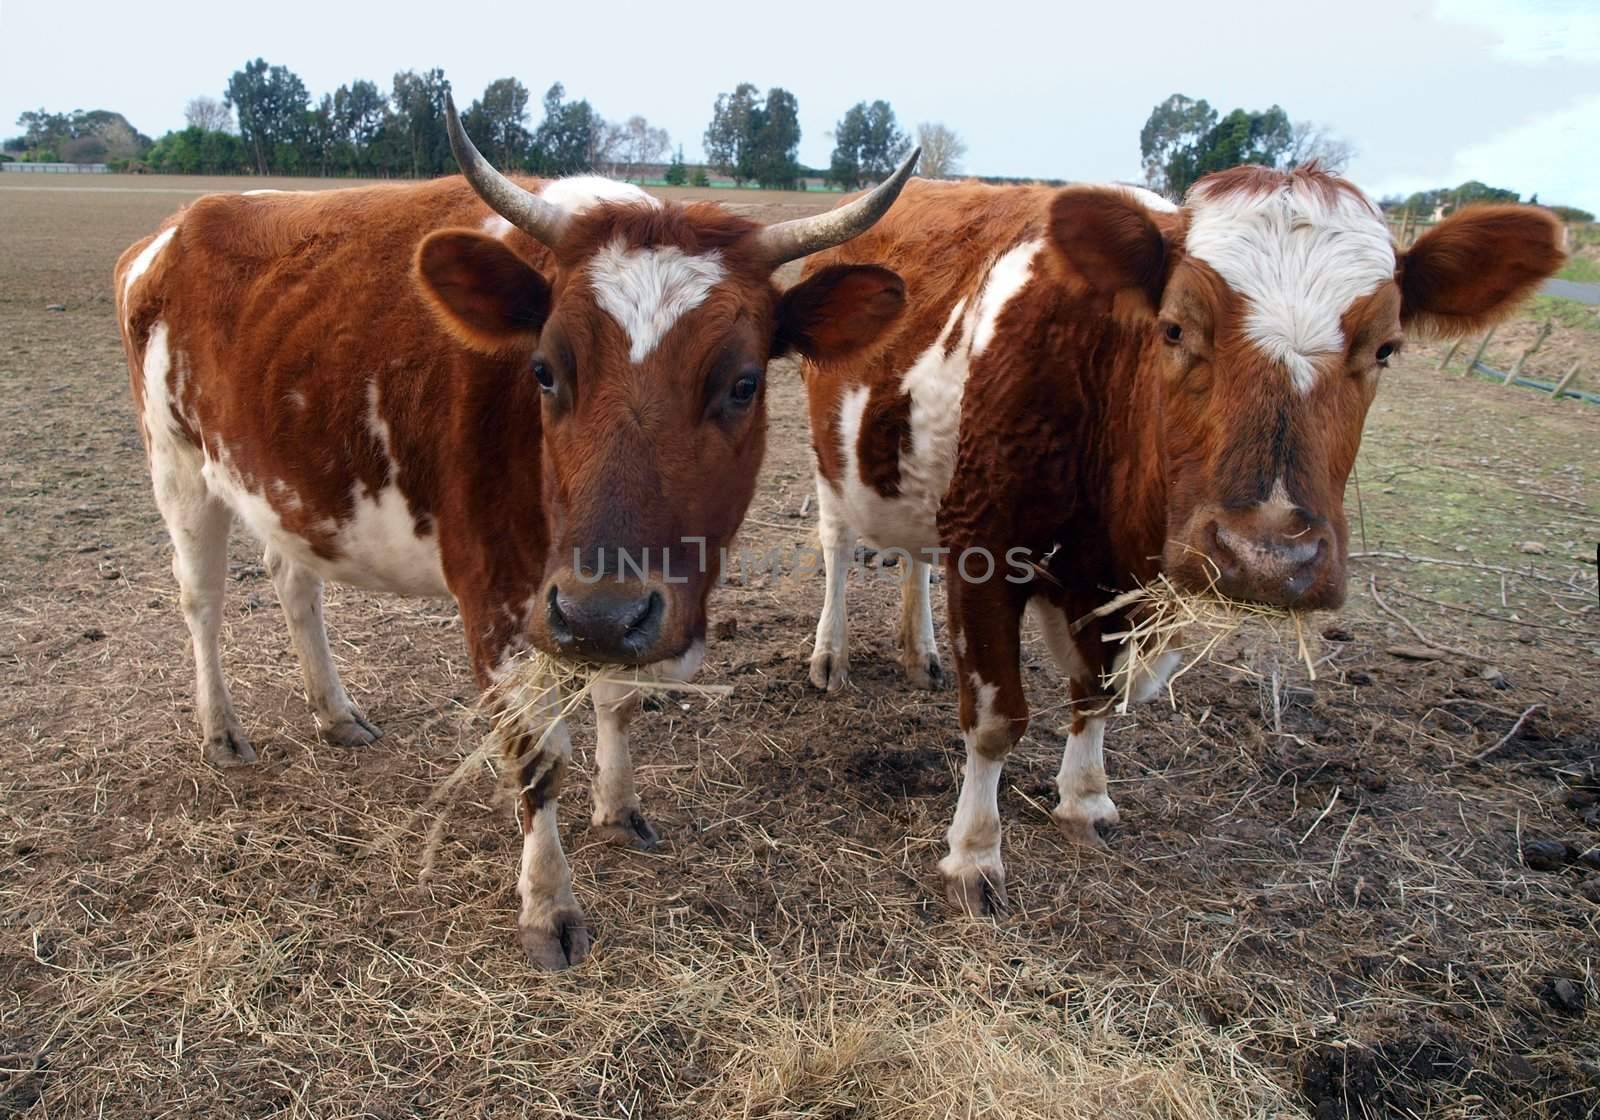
[1399,205,1565,337]
[416,230,552,353]
[1048,187,1169,315]
[773,264,905,362]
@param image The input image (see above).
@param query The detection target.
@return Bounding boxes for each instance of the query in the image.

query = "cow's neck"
[432,353,551,674]
[1036,299,1170,592]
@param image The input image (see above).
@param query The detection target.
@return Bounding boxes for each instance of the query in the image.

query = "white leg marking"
[937,739,1007,914]
[516,802,587,969]
[508,705,590,970]
[896,559,941,687]
[809,478,853,692]
[588,679,659,849]
[142,322,251,766]
[1052,717,1119,845]
[265,547,380,747]
[153,448,248,766]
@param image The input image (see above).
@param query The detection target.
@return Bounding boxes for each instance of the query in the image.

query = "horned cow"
[114,97,918,967]
[799,166,1564,913]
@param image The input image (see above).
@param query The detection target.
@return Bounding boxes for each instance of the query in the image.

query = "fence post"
[1437,339,1463,372]
[1505,319,1554,386]
[1550,359,1582,401]
[1465,327,1496,377]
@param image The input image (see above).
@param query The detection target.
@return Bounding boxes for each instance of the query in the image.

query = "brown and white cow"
[799,165,1564,914]
[114,97,917,967]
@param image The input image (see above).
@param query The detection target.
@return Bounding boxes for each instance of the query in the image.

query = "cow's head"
[417,96,914,666]
[1050,166,1564,609]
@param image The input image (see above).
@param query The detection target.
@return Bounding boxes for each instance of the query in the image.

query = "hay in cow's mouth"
[1077,574,1318,714]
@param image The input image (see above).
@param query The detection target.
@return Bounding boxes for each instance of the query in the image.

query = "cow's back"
[113,178,554,595]
[800,180,1070,552]
[802,179,1059,373]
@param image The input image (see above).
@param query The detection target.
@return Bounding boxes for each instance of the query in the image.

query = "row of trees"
[1136,91,1591,222]
[5,61,675,179]
[1378,181,1592,223]
[195,61,662,178]
[4,108,152,163]
[700,84,966,189]
[1139,93,1356,197]
[7,61,966,188]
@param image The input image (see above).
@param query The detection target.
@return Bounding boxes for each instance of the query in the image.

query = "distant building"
[1,162,109,174]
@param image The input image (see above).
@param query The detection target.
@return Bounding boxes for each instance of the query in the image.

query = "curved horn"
[752,147,921,266]
[445,93,568,249]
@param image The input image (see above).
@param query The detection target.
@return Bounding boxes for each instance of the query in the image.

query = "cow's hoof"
[204,727,257,767]
[939,862,1008,917]
[902,650,944,690]
[809,650,849,693]
[593,808,662,851]
[1053,794,1120,849]
[321,709,383,748]
[519,910,593,970]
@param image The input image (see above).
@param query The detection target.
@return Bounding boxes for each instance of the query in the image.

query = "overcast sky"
[2,0,1595,211]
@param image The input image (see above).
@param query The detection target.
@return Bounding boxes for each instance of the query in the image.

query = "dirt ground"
[2,175,1597,1119]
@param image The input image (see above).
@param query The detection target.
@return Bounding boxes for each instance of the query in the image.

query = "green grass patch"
[1558,255,1600,283]
[1524,294,1600,332]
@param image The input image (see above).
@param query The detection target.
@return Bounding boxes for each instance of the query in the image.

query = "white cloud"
[1368,93,1600,213]
[1452,94,1600,211]
[1436,0,1600,63]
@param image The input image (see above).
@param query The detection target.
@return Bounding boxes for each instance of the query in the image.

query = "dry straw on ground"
[377,651,733,879]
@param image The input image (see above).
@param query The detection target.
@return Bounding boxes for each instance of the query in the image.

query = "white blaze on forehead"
[1184,178,1394,394]
[587,237,726,363]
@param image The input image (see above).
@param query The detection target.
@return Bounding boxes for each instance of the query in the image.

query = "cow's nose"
[1202,520,1337,607]
[546,584,664,662]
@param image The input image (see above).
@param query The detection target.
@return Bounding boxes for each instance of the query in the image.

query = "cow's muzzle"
[1175,503,1346,610]
[545,581,667,664]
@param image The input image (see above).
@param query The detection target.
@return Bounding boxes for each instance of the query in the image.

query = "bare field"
[2,177,1598,1119]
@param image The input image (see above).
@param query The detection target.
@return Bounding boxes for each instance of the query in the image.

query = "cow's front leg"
[588,679,661,850]
[1028,603,1121,846]
[938,572,1027,916]
[510,715,592,969]
[808,478,854,692]
[1053,704,1118,847]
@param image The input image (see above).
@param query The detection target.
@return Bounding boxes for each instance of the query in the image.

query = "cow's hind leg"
[896,558,943,688]
[808,479,853,692]
[265,547,381,747]
[152,447,253,766]
[587,679,660,850]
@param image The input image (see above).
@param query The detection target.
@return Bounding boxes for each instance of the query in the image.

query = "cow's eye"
[728,371,761,407]
[531,358,555,391]
[1375,342,1398,366]
[1162,322,1183,345]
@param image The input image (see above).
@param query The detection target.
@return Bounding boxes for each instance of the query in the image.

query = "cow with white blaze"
[115,96,918,967]
[799,165,1564,914]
